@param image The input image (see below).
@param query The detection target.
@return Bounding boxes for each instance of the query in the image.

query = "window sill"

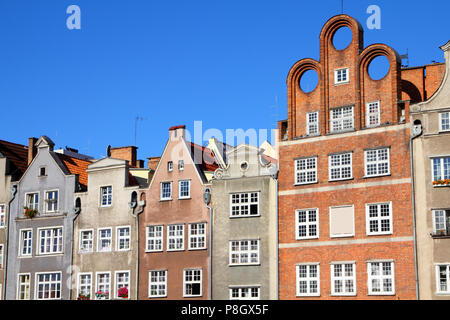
[363,173,391,179]
[37,253,64,257]
[188,247,207,251]
[294,181,318,187]
[18,255,33,259]
[159,198,173,202]
[178,197,191,200]
[167,249,185,252]
[148,295,167,299]
[296,294,321,297]
[330,293,357,297]
[328,177,354,182]
[367,232,393,237]
[295,237,319,241]
[229,263,261,267]
[326,128,356,136]
[145,250,163,253]
[367,292,395,296]
[432,184,450,188]
[334,81,350,86]
[229,215,261,219]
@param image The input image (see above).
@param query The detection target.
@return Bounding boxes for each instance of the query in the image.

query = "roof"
[188,142,219,172]
[169,125,186,131]
[0,139,29,179]
[55,153,92,189]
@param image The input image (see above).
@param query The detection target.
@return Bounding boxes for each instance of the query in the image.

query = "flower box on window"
[117,287,128,299]
[23,206,38,219]
[433,179,450,186]
[95,291,109,299]
[77,294,90,300]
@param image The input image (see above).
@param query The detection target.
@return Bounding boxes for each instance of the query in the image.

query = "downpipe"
[130,198,145,300]
[3,185,17,300]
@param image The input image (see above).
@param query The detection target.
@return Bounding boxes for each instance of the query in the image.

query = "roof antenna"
[341,0,344,14]
[134,116,147,147]
[400,49,409,68]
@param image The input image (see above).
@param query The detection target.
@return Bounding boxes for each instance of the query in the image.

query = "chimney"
[136,159,145,168]
[147,156,161,171]
[110,146,137,167]
[169,125,186,140]
[28,137,38,165]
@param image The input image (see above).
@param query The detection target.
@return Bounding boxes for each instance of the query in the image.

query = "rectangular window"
[148,270,167,298]
[295,157,317,185]
[35,272,61,300]
[295,209,319,240]
[437,264,450,294]
[19,229,32,256]
[79,229,93,253]
[45,190,58,213]
[184,269,202,297]
[188,223,206,250]
[367,261,395,295]
[100,186,112,207]
[330,106,354,132]
[330,206,354,238]
[366,101,380,127]
[17,274,31,300]
[433,210,450,235]
[26,192,39,211]
[146,225,163,252]
[95,272,111,300]
[0,244,3,269]
[178,160,184,171]
[167,224,184,251]
[307,111,319,135]
[440,112,450,132]
[38,227,63,255]
[331,263,356,296]
[365,148,390,177]
[116,226,131,251]
[229,287,260,300]
[335,68,349,84]
[115,271,130,299]
[161,182,172,200]
[329,153,352,181]
[77,273,92,299]
[168,161,173,172]
[366,203,393,235]
[296,264,320,297]
[98,228,112,252]
[179,180,191,199]
[0,204,5,227]
[230,192,259,217]
[229,240,260,265]
[432,157,450,183]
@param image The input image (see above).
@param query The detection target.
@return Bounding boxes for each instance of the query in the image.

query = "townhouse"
[277,14,445,300]
[72,146,149,300]
[4,136,92,300]
[410,40,450,299]
[139,125,218,300]
[210,141,278,300]
[0,139,29,299]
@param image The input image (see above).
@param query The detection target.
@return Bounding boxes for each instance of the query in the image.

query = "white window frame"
[188,223,207,250]
[330,106,354,132]
[114,270,130,300]
[148,270,167,298]
[24,192,39,211]
[160,181,172,200]
[436,264,450,294]
[229,239,260,266]
[167,224,184,251]
[183,268,202,297]
[334,67,349,84]
[306,111,319,136]
[95,272,111,300]
[37,227,63,255]
[0,244,3,269]
[16,273,31,300]
[295,157,318,185]
[295,208,319,240]
[97,227,112,252]
[44,189,59,213]
[439,112,450,132]
[366,101,381,127]
[367,261,395,295]
[116,226,131,251]
[364,148,391,177]
[330,262,356,296]
[178,180,191,199]
[178,160,184,171]
[35,272,62,300]
[79,229,94,253]
[433,209,450,235]
[146,225,163,252]
[431,156,450,184]
[296,263,320,297]
[328,152,353,181]
[0,204,5,228]
[229,286,261,300]
[77,272,93,299]
[230,192,260,217]
[168,161,173,172]
[100,186,112,207]
[19,228,33,257]
[366,202,393,236]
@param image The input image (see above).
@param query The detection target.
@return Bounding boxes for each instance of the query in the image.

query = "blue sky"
[0,0,449,162]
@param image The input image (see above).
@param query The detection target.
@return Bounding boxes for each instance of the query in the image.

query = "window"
[0,204,5,228]
[295,157,317,185]
[365,148,390,177]
[17,274,31,300]
[19,229,32,256]
[168,161,173,172]
[115,271,130,299]
[366,203,393,235]
[329,205,354,238]
[35,272,62,300]
[179,180,191,199]
[96,272,111,300]
[39,167,46,177]
[432,157,450,183]
[440,112,450,132]
[230,192,259,217]
[433,210,450,235]
[161,182,172,200]
[229,240,260,265]
[329,153,352,181]
[146,225,163,252]
[100,186,112,207]
[45,190,58,213]
[331,263,356,296]
[25,192,39,211]
[188,223,206,250]
[79,229,93,253]
[0,244,3,269]
[77,273,92,299]
[178,160,184,171]
[98,228,112,252]
[296,209,319,240]
[184,269,202,297]
[38,227,63,254]
[335,68,349,84]
[436,264,450,294]
[148,270,167,298]
[296,264,320,297]
[307,111,319,135]
[229,287,260,300]
[167,224,184,251]
[367,261,395,295]
[330,106,354,132]
[116,226,131,251]
[366,101,380,127]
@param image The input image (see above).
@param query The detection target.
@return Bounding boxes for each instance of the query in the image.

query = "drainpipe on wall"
[275,178,279,300]
[3,185,17,300]
[206,204,212,300]
[130,198,145,300]
[71,204,82,301]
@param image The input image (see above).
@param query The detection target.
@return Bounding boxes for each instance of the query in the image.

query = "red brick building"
[277,15,445,300]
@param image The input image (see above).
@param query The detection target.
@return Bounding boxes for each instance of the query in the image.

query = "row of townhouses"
[0,14,449,300]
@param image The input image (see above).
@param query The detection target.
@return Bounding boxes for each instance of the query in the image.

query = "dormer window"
[168,161,173,172]
[335,68,349,84]
[39,167,46,177]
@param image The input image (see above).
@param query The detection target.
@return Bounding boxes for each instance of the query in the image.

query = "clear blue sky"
[0,0,449,162]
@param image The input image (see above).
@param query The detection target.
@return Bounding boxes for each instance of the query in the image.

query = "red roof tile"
[56,153,92,188]
[189,142,219,172]
[0,139,28,178]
